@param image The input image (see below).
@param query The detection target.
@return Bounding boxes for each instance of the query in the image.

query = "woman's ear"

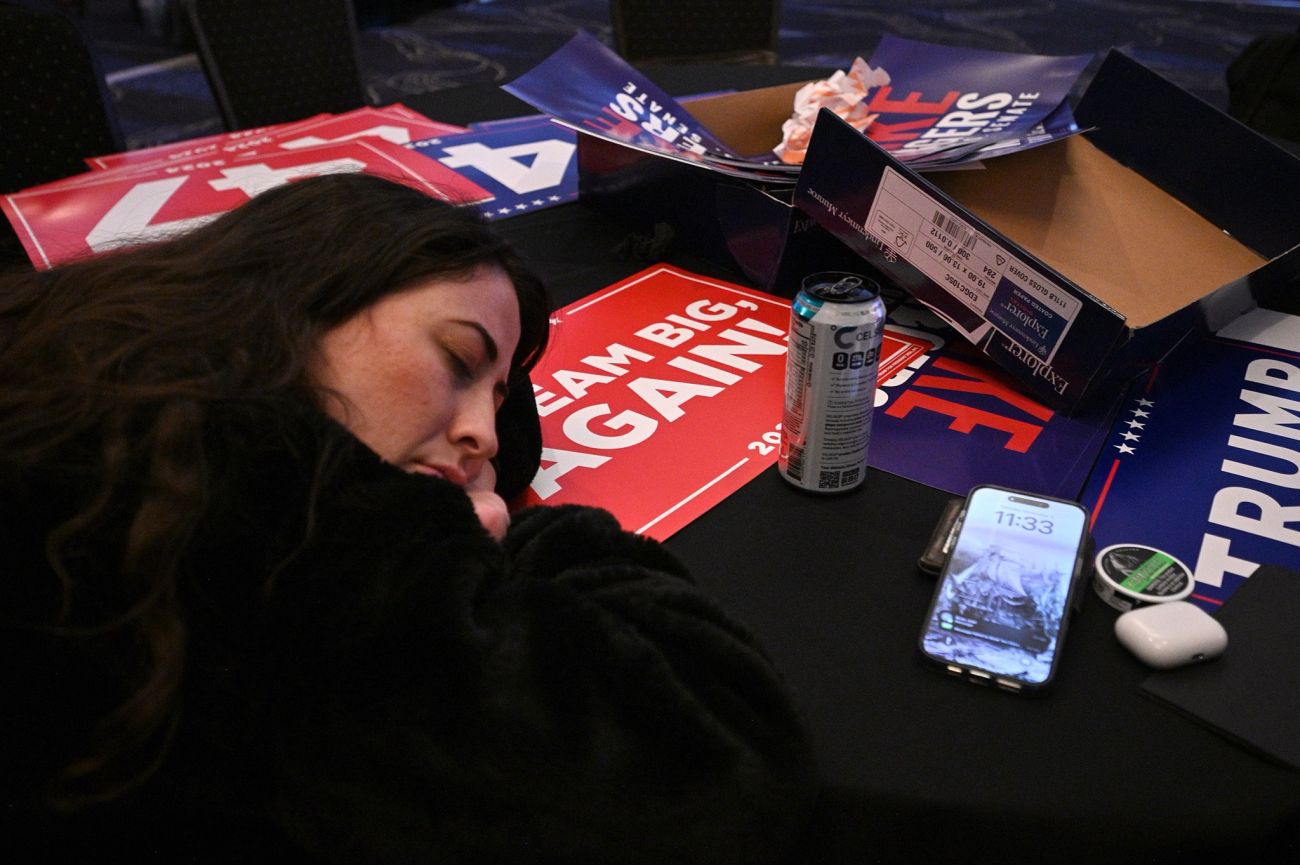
[492,371,542,500]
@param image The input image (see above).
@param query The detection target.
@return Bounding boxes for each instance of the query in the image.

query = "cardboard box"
[793,50,1300,411]
[576,51,1300,412]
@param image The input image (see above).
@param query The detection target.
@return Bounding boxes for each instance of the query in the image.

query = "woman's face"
[311,264,522,489]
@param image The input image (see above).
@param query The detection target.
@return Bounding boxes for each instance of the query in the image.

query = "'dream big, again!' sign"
[519,265,791,539]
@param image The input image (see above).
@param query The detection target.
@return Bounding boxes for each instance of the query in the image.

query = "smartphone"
[919,485,1090,693]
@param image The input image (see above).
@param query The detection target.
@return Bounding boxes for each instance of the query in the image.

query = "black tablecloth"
[412,66,1300,865]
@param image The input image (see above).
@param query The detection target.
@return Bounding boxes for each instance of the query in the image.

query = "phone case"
[917,497,965,577]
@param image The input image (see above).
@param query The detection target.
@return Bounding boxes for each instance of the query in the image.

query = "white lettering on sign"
[207,157,365,197]
[625,377,723,422]
[529,296,784,500]
[84,158,367,253]
[563,403,659,449]
[606,83,707,155]
[534,343,657,417]
[529,447,611,499]
[438,139,575,194]
[85,177,215,252]
[1194,358,1300,587]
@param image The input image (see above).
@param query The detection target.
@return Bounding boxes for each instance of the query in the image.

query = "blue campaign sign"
[502,30,738,161]
[868,298,1119,502]
[1081,332,1300,610]
[864,34,1091,162]
[407,117,577,219]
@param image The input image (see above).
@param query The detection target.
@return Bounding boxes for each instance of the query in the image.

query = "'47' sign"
[2,139,490,268]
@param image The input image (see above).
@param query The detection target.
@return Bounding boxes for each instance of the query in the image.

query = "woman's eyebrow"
[447,319,499,363]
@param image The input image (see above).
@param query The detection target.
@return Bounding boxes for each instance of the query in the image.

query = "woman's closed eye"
[442,343,476,382]
[439,320,500,384]
[430,317,513,408]
[441,340,509,408]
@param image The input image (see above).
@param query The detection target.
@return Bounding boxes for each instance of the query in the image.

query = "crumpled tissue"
[774,58,891,165]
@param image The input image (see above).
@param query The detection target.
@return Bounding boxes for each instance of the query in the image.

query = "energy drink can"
[779,271,886,493]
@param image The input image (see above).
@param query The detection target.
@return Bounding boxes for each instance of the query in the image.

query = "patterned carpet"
[81,0,1300,150]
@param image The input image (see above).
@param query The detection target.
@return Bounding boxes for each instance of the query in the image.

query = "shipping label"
[866,167,1081,363]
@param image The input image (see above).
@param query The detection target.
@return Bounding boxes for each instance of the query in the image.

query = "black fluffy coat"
[1,399,818,864]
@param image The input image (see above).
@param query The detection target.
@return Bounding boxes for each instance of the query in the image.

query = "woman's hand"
[466,462,510,541]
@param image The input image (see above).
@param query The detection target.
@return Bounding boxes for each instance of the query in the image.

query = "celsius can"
[779,271,886,493]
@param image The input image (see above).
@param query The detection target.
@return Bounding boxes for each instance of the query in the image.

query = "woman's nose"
[450,391,500,462]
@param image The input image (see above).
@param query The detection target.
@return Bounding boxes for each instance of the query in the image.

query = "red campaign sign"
[85,106,468,173]
[84,114,332,171]
[2,139,492,268]
[252,106,469,152]
[519,265,791,540]
[517,265,935,540]
[878,325,941,386]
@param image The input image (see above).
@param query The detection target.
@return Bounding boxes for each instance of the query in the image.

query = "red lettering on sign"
[866,117,943,143]
[884,391,1043,452]
[865,88,959,115]
[883,356,1055,452]
[911,356,1054,421]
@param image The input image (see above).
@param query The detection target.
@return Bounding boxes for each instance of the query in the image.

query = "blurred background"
[52,0,1300,151]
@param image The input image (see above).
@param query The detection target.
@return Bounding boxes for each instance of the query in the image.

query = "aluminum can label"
[779,272,886,493]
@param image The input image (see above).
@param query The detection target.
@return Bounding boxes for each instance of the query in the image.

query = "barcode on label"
[933,209,977,250]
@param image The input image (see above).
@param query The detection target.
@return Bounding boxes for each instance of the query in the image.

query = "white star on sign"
[1121,431,1141,441]
[1115,442,1136,455]
[1126,419,1145,429]
[1132,408,1150,418]
[1137,398,1154,407]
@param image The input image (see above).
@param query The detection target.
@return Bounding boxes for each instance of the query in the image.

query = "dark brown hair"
[0,172,549,807]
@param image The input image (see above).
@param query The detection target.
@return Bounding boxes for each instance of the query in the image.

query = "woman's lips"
[411,462,467,486]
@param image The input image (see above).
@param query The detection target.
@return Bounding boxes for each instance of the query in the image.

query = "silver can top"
[802,271,880,304]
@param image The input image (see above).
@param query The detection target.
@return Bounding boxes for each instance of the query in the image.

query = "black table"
[408,67,1300,865]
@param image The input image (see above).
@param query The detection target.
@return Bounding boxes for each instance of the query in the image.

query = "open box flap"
[925,134,1267,328]
[1077,49,1300,261]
